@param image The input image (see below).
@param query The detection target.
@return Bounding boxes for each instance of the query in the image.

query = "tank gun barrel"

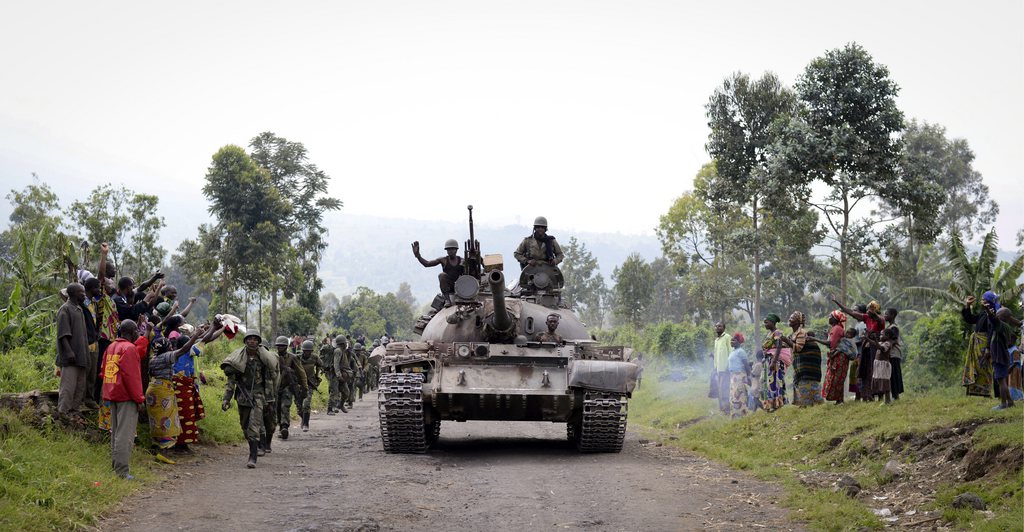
[488,270,513,333]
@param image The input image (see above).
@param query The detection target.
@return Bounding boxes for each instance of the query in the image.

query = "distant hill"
[318,213,661,307]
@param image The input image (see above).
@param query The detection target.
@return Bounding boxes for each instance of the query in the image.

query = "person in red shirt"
[100,319,147,479]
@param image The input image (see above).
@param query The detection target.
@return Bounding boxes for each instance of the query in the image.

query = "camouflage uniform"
[223,351,275,443]
[320,339,340,413]
[275,348,308,439]
[352,344,368,400]
[299,348,322,418]
[335,344,354,409]
[513,235,564,267]
[533,331,563,343]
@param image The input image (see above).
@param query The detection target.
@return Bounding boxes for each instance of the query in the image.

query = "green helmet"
[244,329,261,342]
[372,340,381,347]
[301,340,314,351]
[334,335,347,347]
[274,335,289,347]
[444,238,459,250]
[533,216,548,227]
[354,343,364,351]
[155,301,172,318]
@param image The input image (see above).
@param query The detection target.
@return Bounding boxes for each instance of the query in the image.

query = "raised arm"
[830,294,865,321]
[169,324,212,362]
[180,296,196,318]
[412,241,442,267]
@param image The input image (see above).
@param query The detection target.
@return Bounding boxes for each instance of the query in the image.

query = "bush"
[904,311,967,391]
[596,321,715,364]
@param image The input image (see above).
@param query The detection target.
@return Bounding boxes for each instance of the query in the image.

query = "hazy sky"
[1,1,1021,253]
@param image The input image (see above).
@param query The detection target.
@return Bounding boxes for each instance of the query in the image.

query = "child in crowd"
[867,328,896,404]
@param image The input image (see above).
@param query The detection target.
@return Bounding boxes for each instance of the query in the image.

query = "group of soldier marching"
[221,330,386,468]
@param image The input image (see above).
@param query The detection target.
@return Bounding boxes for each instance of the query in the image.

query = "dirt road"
[101,397,800,532]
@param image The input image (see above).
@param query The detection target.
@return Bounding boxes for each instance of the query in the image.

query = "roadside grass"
[0,347,59,394]
[0,336,346,530]
[629,371,1024,531]
[0,408,160,532]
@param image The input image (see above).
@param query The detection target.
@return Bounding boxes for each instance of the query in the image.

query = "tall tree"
[561,236,608,327]
[657,164,751,322]
[896,120,995,243]
[1,178,65,268]
[705,71,800,330]
[202,145,292,314]
[776,42,905,302]
[611,253,654,329]
[69,185,167,279]
[647,257,687,323]
[249,132,342,337]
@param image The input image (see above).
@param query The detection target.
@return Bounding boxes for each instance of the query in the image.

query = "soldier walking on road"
[352,343,368,401]
[273,336,308,440]
[298,340,322,431]
[330,335,352,413]
[221,329,278,469]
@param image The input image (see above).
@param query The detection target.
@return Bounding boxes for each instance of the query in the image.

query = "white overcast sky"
[1,0,1021,252]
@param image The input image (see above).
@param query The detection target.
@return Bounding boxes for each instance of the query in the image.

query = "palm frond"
[976,229,1000,289]
[994,254,1024,295]
[903,286,961,307]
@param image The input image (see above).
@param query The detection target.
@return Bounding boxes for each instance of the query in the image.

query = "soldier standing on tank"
[273,336,308,440]
[221,329,277,468]
[533,313,564,344]
[298,340,322,431]
[412,239,464,305]
[514,216,564,268]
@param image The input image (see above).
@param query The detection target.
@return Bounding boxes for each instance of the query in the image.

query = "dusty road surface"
[101,397,801,532]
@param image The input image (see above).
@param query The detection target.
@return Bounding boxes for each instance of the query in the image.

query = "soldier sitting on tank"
[533,313,564,344]
[514,216,564,269]
[412,239,464,305]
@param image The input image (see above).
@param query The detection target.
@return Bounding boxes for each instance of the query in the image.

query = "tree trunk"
[752,196,761,332]
[258,292,264,336]
[840,193,850,303]
[271,288,278,341]
[220,265,229,314]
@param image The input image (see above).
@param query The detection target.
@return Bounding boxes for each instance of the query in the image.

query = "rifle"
[464,205,482,278]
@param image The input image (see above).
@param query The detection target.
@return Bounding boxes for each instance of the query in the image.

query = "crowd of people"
[54,242,389,476]
[710,291,1023,418]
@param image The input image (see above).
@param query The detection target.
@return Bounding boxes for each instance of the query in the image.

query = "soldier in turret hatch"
[514,216,563,269]
[412,239,464,304]
[533,313,564,344]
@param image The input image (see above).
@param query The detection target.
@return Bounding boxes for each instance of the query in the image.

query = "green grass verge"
[0,409,161,531]
[630,371,1024,531]
[0,337,350,530]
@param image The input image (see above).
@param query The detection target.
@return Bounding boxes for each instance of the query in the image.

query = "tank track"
[576,391,627,453]
[378,372,429,453]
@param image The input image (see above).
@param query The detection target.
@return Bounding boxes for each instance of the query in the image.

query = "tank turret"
[377,208,639,454]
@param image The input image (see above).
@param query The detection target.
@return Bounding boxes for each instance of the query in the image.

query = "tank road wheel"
[577,391,628,453]
[566,420,581,444]
[378,372,430,453]
[427,418,442,445]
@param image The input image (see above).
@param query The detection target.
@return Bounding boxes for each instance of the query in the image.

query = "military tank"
[374,207,639,453]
